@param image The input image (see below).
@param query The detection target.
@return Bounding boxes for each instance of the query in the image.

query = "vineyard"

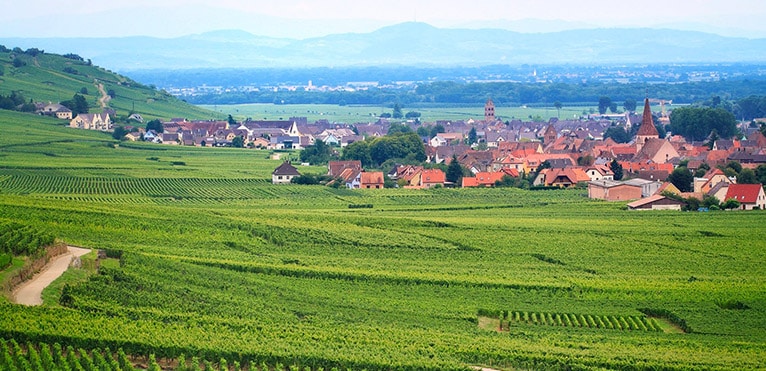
[0,112,765,370]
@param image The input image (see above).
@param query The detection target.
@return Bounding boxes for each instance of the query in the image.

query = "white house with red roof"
[724,184,766,210]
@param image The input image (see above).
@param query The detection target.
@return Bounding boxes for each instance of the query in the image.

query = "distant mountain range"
[3,22,766,71]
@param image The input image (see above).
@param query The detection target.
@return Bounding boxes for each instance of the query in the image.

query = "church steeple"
[635,98,659,150]
[484,98,495,123]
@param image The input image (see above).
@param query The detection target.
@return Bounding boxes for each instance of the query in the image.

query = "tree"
[721,198,741,210]
[387,123,412,135]
[146,119,163,133]
[341,141,372,168]
[755,164,766,184]
[107,89,116,98]
[446,155,464,184]
[369,132,425,166]
[668,106,738,141]
[668,166,693,192]
[404,111,421,119]
[598,96,612,115]
[392,103,403,119]
[62,94,89,115]
[112,126,128,140]
[299,139,333,164]
[737,168,757,184]
[610,159,623,180]
[429,124,445,138]
[623,98,637,112]
[554,101,562,118]
[468,127,478,145]
[232,136,244,148]
[609,102,618,113]
[79,87,89,95]
[604,126,630,143]
[227,114,237,127]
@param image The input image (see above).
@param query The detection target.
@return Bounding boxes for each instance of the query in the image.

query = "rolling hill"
[4,22,766,70]
[0,48,213,120]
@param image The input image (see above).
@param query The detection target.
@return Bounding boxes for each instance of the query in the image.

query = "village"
[61,96,766,211]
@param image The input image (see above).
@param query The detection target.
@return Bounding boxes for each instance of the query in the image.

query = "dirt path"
[12,246,91,306]
[95,81,111,108]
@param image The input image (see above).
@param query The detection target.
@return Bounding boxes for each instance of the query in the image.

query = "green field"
[0,111,765,370]
[202,103,610,123]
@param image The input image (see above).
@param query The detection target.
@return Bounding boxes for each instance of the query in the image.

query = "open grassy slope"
[0,49,212,120]
[0,111,765,370]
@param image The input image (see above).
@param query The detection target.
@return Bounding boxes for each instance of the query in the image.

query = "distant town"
[61,95,766,211]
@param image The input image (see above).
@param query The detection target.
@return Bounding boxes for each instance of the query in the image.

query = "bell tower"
[484,98,495,123]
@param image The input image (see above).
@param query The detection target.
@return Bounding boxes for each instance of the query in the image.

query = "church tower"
[635,98,659,151]
[484,98,496,123]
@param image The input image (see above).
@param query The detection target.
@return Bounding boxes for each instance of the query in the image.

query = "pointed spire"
[636,98,659,137]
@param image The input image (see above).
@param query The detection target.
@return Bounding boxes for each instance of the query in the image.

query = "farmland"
[0,111,765,370]
[201,103,611,124]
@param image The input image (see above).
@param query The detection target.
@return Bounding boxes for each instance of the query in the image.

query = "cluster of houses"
[59,96,765,210]
[270,98,766,210]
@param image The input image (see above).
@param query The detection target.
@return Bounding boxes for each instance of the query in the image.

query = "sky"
[3,0,766,39]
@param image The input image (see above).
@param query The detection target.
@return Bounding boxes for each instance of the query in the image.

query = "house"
[251,137,269,149]
[69,112,112,131]
[724,184,766,210]
[627,195,685,210]
[461,170,517,188]
[123,132,142,141]
[419,169,446,188]
[272,161,300,184]
[328,161,362,178]
[588,180,643,201]
[540,168,590,188]
[585,165,614,181]
[430,133,464,147]
[359,172,385,189]
[694,168,734,194]
[39,103,72,119]
[633,138,680,164]
[623,178,663,198]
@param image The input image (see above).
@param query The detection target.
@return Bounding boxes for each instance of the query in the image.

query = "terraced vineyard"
[0,112,765,370]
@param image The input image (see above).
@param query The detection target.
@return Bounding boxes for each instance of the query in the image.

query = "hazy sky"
[3,0,766,38]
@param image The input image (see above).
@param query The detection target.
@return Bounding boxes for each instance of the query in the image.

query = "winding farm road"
[12,246,91,306]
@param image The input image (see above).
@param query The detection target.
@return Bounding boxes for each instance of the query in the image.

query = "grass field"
[0,111,765,370]
[201,103,619,124]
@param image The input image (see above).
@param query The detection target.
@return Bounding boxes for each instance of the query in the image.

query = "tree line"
[183,79,766,107]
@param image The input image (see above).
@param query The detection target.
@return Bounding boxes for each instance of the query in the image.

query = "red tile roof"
[725,184,764,204]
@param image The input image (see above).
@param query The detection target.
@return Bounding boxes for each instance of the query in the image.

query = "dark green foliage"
[299,139,333,165]
[145,119,163,133]
[112,126,128,140]
[604,126,630,143]
[386,122,411,135]
[61,94,89,115]
[668,166,693,192]
[598,96,611,114]
[446,155,463,184]
[392,103,403,119]
[623,98,637,112]
[467,127,477,145]
[369,132,425,166]
[738,168,757,184]
[669,106,738,141]
[341,141,372,168]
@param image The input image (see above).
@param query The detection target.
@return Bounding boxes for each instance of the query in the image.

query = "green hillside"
[0,108,765,369]
[0,47,212,120]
